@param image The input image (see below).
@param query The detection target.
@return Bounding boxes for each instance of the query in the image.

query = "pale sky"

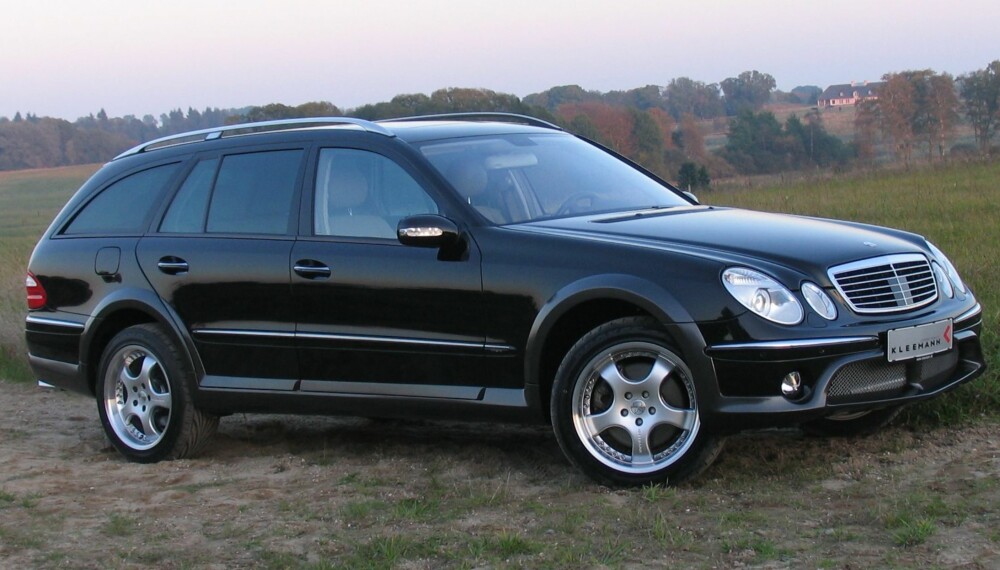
[3,0,998,121]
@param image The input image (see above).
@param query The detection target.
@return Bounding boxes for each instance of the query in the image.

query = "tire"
[800,406,904,437]
[96,323,218,462]
[550,317,724,487]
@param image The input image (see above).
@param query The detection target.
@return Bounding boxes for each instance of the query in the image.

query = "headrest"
[328,167,369,209]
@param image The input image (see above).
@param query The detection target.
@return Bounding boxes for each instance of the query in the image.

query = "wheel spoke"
[629,427,654,465]
[651,402,696,431]
[598,360,630,391]
[584,407,626,435]
[138,407,160,438]
[137,354,158,385]
[643,357,674,386]
[147,388,172,412]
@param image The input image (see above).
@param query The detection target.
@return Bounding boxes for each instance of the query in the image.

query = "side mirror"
[397,214,459,248]
[683,191,699,204]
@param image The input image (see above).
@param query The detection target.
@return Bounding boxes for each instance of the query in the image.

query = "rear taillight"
[26,272,47,310]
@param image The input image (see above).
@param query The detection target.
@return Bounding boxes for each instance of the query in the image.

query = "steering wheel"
[555,192,601,216]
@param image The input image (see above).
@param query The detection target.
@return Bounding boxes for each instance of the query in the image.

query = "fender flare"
[80,287,203,393]
[522,274,711,412]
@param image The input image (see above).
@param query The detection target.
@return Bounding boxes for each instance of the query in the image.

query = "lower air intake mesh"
[827,360,907,402]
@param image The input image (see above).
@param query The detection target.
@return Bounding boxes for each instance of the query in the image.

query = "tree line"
[2,62,998,185]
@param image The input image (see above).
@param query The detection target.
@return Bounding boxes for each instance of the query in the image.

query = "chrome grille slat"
[829,254,938,314]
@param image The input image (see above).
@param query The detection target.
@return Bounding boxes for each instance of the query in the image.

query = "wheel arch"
[81,288,200,395]
[524,274,708,421]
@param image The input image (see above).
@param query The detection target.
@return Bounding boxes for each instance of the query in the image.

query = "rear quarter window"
[62,162,181,235]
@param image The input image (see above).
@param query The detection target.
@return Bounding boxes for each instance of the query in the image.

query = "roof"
[113,113,562,160]
[819,82,884,100]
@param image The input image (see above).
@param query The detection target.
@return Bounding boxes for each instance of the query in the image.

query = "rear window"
[63,163,180,235]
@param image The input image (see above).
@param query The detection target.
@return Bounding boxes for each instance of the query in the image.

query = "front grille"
[829,254,937,314]
[827,359,907,402]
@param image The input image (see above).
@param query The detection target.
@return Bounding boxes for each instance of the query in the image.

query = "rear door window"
[159,158,218,233]
[206,150,303,235]
[159,150,304,235]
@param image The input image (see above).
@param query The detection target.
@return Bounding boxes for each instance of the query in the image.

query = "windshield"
[418,133,689,224]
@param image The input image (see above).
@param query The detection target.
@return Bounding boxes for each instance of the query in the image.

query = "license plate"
[886,319,953,362]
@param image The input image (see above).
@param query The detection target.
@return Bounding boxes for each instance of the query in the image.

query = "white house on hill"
[818,81,884,107]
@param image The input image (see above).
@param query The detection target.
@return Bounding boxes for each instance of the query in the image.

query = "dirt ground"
[1,379,997,569]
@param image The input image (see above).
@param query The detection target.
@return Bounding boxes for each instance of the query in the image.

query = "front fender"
[523,274,713,412]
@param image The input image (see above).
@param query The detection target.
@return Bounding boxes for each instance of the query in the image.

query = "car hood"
[517,206,927,280]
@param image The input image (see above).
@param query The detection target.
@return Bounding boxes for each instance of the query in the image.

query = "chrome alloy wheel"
[571,341,699,474]
[102,345,173,451]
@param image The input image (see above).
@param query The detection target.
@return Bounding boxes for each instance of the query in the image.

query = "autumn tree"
[676,113,706,162]
[959,60,1000,154]
[927,73,959,159]
[646,108,676,150]
[878,73,919,167]
[854,100,880,169]
[557,102,635,156]
[878,70,960,165]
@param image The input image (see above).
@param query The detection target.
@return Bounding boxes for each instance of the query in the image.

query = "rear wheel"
[800,406,904,437]
[97,324,218,462]
[551,317,724,486]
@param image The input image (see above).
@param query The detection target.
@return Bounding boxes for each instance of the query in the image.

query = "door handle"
[293,260,332,279]
[157,256,189,275]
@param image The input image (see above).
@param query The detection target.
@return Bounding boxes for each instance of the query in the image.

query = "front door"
[291,147,497,399]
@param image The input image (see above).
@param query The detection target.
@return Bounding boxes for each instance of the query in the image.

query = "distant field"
[0,164,99,380]
[0,161,996,422]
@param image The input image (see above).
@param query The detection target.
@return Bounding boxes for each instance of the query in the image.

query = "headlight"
[926,241,967,294]
[931,262,954,299]
[801,281,837,320]
[722,267,803,325]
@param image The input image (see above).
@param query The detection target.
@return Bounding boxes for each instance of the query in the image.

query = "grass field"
[0,160,996,419]
[0,164,100,381]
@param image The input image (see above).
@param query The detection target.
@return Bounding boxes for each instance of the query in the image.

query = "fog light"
[781,372,803,399]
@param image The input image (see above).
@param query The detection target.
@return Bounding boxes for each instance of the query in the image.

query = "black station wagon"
[25,114,986,486]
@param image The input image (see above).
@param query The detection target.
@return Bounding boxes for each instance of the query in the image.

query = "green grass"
[0,164,99,382]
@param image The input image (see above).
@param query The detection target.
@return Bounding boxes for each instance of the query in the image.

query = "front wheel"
[97,323,218,462]
[551,317,724,486]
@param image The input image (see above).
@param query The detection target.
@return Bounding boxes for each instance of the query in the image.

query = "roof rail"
[113,117,394,160]
[384,112,562,131]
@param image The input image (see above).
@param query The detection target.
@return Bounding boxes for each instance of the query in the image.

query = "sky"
[2,0,998,121]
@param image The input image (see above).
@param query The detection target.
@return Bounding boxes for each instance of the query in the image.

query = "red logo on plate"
[943,324,952,344]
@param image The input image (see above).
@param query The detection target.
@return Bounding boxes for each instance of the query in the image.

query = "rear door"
[138,146,306,389]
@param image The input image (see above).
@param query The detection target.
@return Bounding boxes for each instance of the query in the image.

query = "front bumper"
[699,303,986,431]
